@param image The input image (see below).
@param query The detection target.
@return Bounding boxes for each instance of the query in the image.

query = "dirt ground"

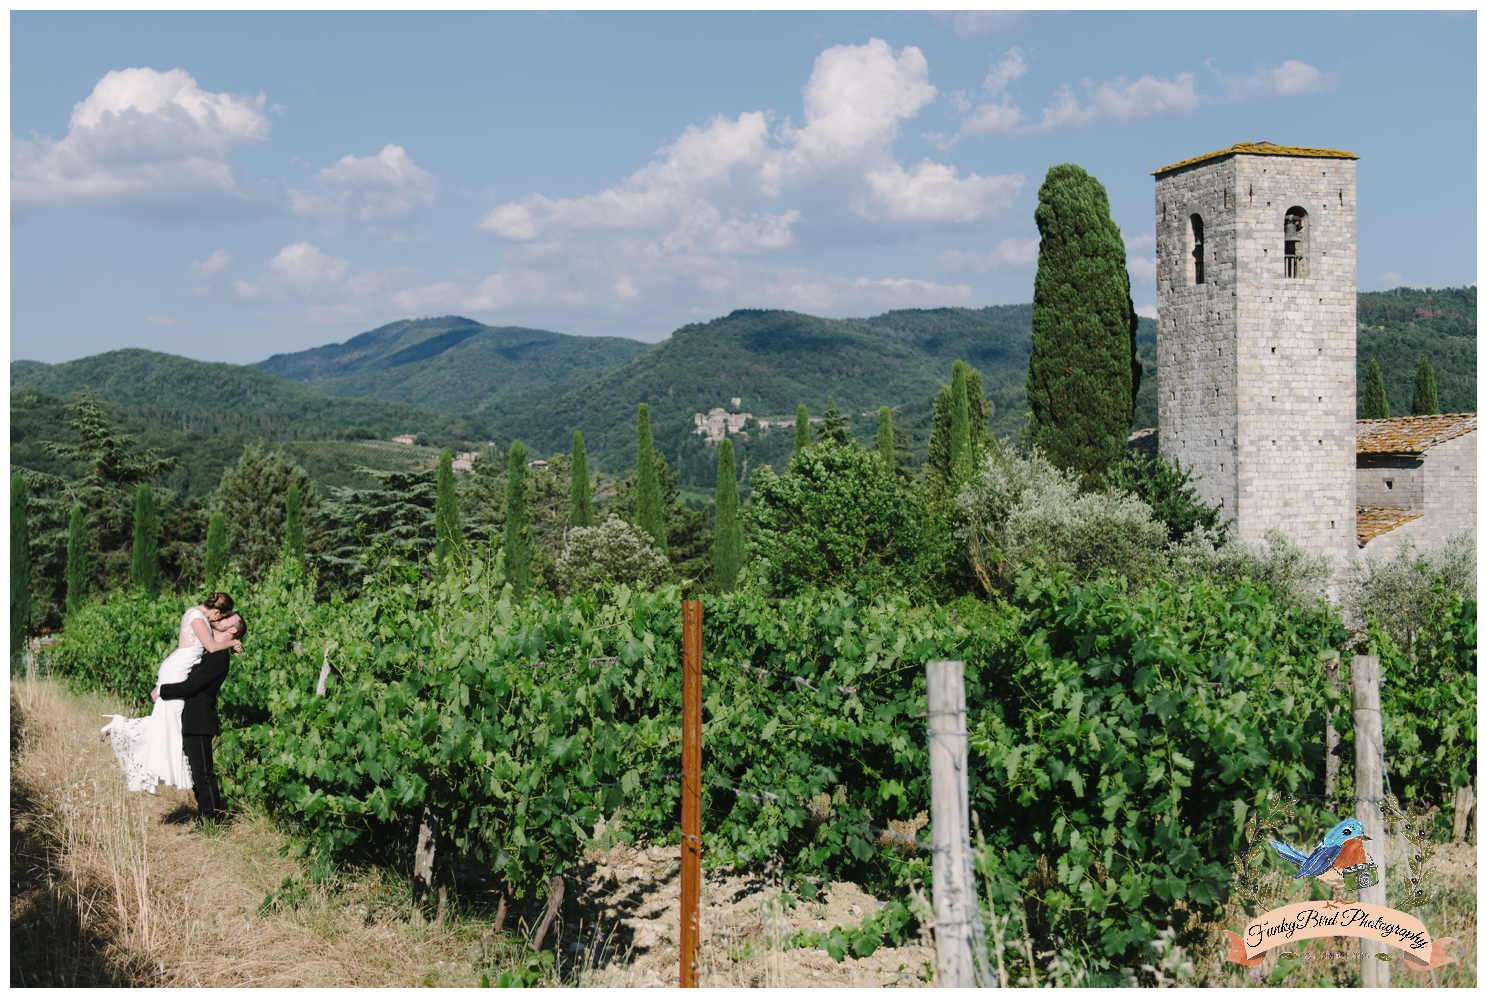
[565,838,935,987]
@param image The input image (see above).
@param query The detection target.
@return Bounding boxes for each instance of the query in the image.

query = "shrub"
[956,444,1168,593]
[555,515,671,595]
[1342,530,1475,643]
[746,441,928,594]
[1105,450,1228,545]
[1168,526,1332,611]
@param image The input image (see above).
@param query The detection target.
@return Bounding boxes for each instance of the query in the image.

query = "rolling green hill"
[1356,286,1475,416]
[10,348,493,446]
[254,315,651,421]
[495,306,1159,485]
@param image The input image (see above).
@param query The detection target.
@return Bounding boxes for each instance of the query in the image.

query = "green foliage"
[319,468,439,586]
[214,443,319,583]
[792,900,915,961]
[505,442,532,600]
[633,405,667,554]
[956,445,1169,594]
[130,483,161,597]
[611,447,710,589]
[554,516,670,595]
[286,484,306,562]
[713,439,743,593]
[816,396,849,445]
[1411,354,1439,416]
[569,431,591,528]
[875,407,894,469]
[66,504,87,614]
[12,474,32,651]
[1368,591,1476,807]
[795,404,809,453]
[56,586,186,698]
[927,364,990,485]
[1362,358,1390,419]
[1357,286,1475,417]
[434,450,464,572]
[746,442,928,595]
[970,573,1347,981]
[1105,451,1228,545]
[1027,164,1141,487]
[205,511,228,585]
[949,361,972,482]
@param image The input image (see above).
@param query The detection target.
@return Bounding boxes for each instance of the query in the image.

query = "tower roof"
[1153,142,1359,177]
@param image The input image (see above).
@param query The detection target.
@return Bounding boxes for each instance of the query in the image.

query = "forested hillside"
[255,316,651,421]
[11,348,492,445]
[1356,286,1476,416]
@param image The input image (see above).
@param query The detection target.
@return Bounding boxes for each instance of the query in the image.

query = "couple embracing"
[101,592,247,822]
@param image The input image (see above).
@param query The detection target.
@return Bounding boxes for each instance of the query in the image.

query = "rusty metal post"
[680,600,703,987]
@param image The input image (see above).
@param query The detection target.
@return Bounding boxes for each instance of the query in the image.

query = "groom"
[155,612,246,822]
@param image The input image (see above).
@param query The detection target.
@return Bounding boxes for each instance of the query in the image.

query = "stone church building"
[1150,142,1475,564]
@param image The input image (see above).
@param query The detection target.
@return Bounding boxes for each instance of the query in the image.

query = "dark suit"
[160,647,230,819]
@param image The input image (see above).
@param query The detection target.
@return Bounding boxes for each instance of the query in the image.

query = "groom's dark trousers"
[159,647,231,820]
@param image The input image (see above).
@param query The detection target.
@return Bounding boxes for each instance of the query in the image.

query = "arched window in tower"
[1189,214,1205,284]
[1284,207,1308,278]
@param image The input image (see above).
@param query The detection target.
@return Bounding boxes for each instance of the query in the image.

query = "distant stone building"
[1154,142,1359,569]
[1355,414,1476,559]
[693,407,751,444]
[452,451,479,473]
[391,433,418,446]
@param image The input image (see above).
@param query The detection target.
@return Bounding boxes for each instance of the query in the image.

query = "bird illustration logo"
[1271,818,1372,891]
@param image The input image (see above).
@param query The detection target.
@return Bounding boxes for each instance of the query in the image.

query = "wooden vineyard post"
[1351,654,1390,988]
[680,600,703,987]
[927,660,989,987]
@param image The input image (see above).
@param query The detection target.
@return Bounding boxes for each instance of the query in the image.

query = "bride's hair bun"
[204,592,235,613]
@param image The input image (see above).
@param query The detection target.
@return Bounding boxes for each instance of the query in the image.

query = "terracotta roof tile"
[1154,142,1358,176]
[1356,506,1424,548]
[1355,414,1477,455]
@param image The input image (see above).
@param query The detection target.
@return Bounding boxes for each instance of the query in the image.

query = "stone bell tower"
[1154,142,1358,570]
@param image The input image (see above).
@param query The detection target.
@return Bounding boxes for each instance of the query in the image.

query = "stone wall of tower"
[1155,158,1241,520]
[1156,152,1357,572]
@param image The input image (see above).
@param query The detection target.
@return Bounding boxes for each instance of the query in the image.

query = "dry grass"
[9,676,531,987]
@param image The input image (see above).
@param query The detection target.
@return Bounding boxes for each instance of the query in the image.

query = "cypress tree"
[505,441,531,599]
[876,406,894,469]
[285,483,305,561]
[795,404,810,453]
[1026,163,1142,487]
[635,405,667,554]
[204,511,228,585]
[570,430,592,528]
[131,483,160,596]
[713,438,743,593]
[1362,358,1390,419]
[928,385,953,480]
[950,360,972,481]
[434,449,463,571]
[1411,355,1439,416]
[66,504,87,614]
[12,475,32,655]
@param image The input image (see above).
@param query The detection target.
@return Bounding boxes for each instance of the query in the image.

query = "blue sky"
[11,10,1476,365]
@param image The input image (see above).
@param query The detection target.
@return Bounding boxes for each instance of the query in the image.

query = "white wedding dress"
[103,607,207,792]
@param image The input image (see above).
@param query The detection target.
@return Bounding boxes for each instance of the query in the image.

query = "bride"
[101,592,244,794]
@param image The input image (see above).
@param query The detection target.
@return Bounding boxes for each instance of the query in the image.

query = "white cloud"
[191,250,231,276]
[1135,303,1159,319]
[936,236,1039,273]
[1215,59,1334,101]
[467,39,1021,323]
[233,242,350,300]
[289,144,436,237]
[1377,272,1403,288]
[1030,72,1205,131]
[983,48,1027,97]
[12,67,271,218]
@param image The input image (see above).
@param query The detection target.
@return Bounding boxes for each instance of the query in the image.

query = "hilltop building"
[1154,142,1359,569]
